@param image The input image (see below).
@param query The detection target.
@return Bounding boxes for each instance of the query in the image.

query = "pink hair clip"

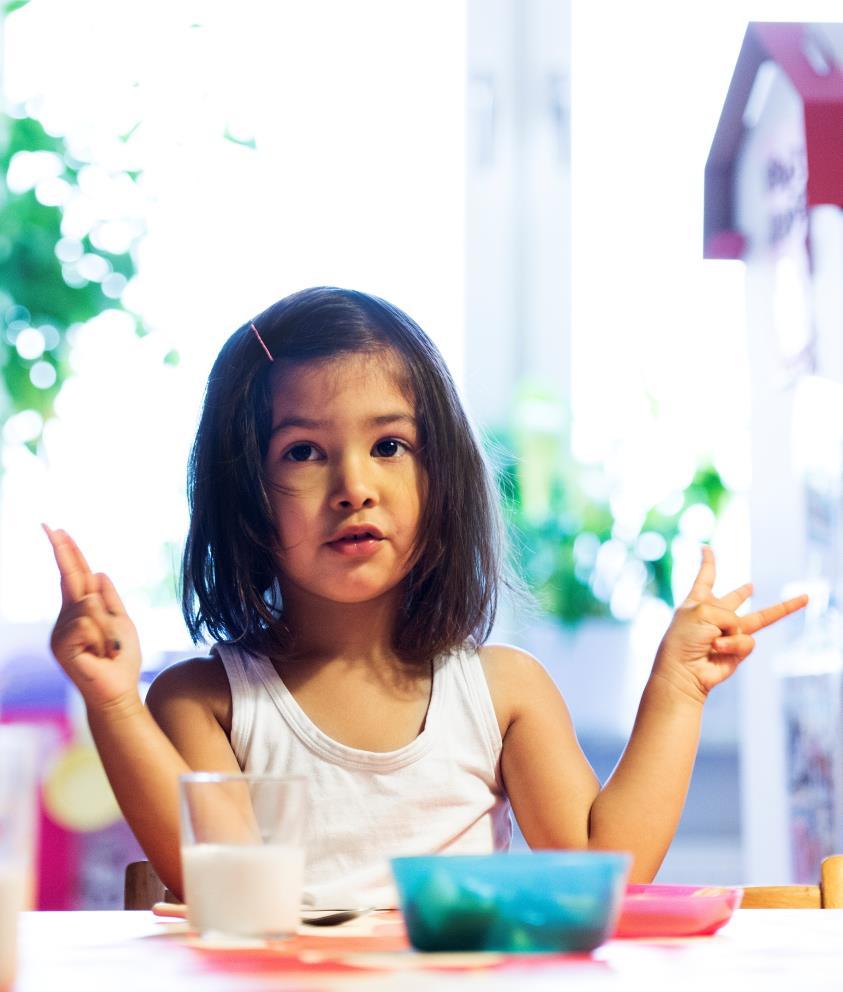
[250,322,274,362]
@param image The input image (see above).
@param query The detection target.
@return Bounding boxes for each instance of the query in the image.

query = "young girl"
[45,286,807,909]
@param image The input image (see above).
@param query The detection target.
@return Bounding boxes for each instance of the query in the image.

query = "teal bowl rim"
[391,850,633,870]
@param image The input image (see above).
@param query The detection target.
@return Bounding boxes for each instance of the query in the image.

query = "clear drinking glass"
[179,773,307,940]
[0,725,40,992]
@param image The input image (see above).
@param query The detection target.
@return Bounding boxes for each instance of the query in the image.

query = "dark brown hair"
[182,286,505,663]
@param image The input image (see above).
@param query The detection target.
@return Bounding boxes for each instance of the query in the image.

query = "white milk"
[0,863,26,992]
[182,843,305,939]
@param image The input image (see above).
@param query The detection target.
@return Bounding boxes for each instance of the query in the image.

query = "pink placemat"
[614,884,742,938]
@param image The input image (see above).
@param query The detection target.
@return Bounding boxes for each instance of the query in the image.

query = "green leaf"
[118,121,142,143]
[223,128,256,150]
[0,110,151,436]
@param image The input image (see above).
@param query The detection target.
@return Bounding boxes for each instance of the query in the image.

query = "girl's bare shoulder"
[145,655,232,731]
[476,642,559,732]
[477,641,549,681]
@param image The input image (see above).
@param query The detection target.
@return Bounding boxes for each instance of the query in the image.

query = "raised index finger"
[683,545,717,606]
[740,594,809,635]
[42,524,96,605]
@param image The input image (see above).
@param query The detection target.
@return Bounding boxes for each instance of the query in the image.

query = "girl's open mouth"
[327,532,384,557]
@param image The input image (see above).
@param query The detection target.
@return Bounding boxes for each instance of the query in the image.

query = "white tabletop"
[13,908,843,991]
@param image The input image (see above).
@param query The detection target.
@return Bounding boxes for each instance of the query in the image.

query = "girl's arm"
[485,546,807,882]
[44,527,240,897]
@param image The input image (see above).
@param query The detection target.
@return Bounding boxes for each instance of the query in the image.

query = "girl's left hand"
[653,546,808,702]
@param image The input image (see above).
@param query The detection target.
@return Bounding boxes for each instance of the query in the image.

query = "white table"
[13,908,843,990]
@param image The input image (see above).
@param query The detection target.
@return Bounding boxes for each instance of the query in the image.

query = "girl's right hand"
[44,525,142,712]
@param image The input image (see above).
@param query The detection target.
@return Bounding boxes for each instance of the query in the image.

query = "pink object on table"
[614,884,742,939]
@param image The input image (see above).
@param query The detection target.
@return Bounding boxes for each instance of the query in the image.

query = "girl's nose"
[329,456,378,511]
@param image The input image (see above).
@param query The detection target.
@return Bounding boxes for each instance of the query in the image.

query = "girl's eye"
[283,443,320,462]
[373,438,407,458]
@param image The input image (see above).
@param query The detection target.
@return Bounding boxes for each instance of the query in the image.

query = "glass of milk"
[179,773,307,941]
[0,725,40,992]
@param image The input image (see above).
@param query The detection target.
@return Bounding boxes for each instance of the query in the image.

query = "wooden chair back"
[740,854,843,908]
[124,861,178,910]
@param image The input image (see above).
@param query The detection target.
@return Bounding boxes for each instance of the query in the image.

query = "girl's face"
[263,349,425,610]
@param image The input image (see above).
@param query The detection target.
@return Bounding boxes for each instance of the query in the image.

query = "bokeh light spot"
[14,326,46,360]
[76,253,111,282]
[101,273,128,299]
[30,360,57,390]
[636,531,667,562]
[55,237,84,263]
[2,409,43,444]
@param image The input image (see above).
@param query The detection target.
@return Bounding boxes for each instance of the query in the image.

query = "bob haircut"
[182,286,505,664]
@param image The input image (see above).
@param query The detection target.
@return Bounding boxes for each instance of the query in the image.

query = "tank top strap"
[212,642,260,762]
[436,643,504,779]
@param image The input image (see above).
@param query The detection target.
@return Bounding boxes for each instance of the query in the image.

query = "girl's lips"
[326,535,384,558]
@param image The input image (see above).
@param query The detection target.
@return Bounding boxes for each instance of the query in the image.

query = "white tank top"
[214,642,512,909]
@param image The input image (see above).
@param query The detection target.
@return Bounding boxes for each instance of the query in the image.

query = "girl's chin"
[278,567,412,609]
[284,580,407,607]
[321,588,403,606]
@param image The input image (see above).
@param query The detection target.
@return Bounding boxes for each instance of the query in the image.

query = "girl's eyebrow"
[270,413,416,435]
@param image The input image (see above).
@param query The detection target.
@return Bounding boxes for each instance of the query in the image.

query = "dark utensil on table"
[301,908,372,926]
[152,902,372,927]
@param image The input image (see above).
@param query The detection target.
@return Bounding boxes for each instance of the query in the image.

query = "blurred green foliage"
[0,112,143,449]
[491,392,729,626]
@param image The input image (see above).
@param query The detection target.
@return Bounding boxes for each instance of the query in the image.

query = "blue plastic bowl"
[391,851,631,953]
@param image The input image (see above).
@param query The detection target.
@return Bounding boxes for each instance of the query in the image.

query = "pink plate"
[613,884,742,939]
